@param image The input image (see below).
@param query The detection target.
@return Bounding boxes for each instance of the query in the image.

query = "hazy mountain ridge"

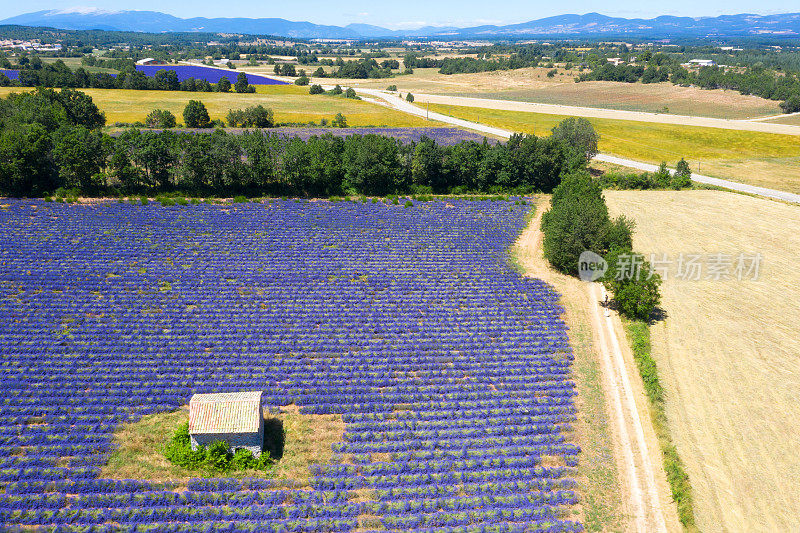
[2,10,800,39]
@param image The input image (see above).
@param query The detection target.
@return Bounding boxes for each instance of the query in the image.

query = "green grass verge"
[624,320,696,531]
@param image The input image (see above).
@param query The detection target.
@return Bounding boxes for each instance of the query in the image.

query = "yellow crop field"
[0,86,431,128]
[605,189,800,532]
[425,103,800,193]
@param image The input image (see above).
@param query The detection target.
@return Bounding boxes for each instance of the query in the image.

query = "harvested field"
[605,189,800,532]
[452,81,781,120]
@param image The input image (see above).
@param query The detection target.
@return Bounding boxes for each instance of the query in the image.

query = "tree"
[550,117,599,161]
[344,87,357,99]
[145,109,176,129]
[216,77,231,93]
[780,94,800,113]
[154,69,180,91]
[672,158,692,189]
[234,72,251,93]
[295,74,310,86]
[0,123,56,196]
[330,85,343,95]
[183,100,211,128]
[51,126,109,192]
[309,84,324,95]
[602,247,662,320]
[410,136,442,191]
[342,134,402,195]
[332,113,348,128]
[406,92,415,102]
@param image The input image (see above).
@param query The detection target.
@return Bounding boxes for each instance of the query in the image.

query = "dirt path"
[515,206,680,533]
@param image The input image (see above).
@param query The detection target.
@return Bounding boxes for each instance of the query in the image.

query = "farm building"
[685,59,716,67]
[189,391,265,457]
[135,58,166,66]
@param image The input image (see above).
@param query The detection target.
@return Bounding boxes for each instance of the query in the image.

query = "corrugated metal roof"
[189,391,263,434]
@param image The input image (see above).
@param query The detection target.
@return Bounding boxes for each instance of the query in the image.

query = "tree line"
[0,59,256,94]
[0,88,590,198]
[580,62,800,113]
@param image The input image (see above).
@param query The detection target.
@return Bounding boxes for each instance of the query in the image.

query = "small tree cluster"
[541,172,633,275]
[226,105,275,128]
[144,109,177,129]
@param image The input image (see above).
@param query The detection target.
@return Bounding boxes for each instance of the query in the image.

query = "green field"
[426,103,800,193]
[0,85,431,128]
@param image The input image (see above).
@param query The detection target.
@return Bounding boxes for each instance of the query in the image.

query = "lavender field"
[0,69,19,80]
[271,127,492,145]
[0,199,582,532]
[161,127,494,146]
[135,65,287,85]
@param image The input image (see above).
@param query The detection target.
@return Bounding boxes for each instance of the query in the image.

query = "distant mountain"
[2,9,800,39]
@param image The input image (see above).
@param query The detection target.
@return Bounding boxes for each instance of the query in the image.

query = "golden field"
[0,85,430,128]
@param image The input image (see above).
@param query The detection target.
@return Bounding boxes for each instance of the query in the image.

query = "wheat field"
[605,189,800,532]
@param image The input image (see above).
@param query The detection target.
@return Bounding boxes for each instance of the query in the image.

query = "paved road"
[406,93,800,136]
[359,89,800,205]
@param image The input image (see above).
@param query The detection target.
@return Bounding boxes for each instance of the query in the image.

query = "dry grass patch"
[604,189,800,532]
[102,404,344,484]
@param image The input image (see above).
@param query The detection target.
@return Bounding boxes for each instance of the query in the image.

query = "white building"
[686,59,716,67]
[189,391,265,458]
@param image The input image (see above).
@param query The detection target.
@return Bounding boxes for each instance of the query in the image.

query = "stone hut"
[189,391,264,457]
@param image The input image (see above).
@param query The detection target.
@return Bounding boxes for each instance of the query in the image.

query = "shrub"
[309,84,324,95]
[295,75,310,86]
[163,422,272,473]
[602,247,662,320]
[406,93,415,103]
[144,109,177,129]
[330,85,343,95]
[344,87,358,99]
[332,113,348,128]
[386,85,397,91]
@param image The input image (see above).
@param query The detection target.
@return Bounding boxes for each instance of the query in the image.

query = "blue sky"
[11,1,799,29]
